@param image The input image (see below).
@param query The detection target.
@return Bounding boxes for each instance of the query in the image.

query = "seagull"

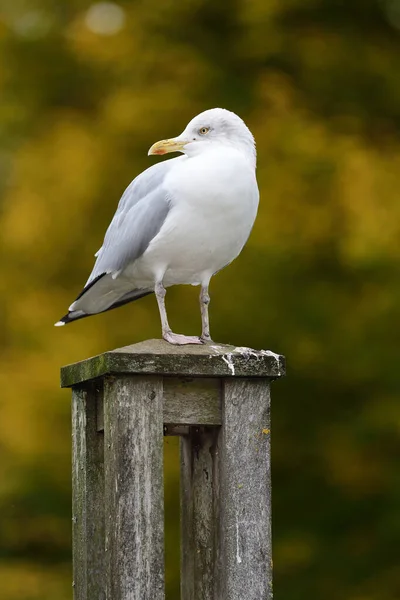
[55,108,259,345]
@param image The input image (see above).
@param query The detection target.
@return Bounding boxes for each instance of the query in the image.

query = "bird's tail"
[55,273,153,326]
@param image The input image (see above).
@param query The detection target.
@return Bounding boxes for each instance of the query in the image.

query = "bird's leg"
[154,281,171,333]
[200,283,213,342]
[155,281,202,345]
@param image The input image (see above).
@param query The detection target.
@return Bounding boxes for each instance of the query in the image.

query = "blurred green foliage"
[0,0,399,598]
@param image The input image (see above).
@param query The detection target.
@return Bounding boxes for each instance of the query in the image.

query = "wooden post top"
[61,339,285,388]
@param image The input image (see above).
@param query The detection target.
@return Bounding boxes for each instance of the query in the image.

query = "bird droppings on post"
[236,520,243,564]
[210,346,236,375]
[234,347,283,369]
[209,345,284,378]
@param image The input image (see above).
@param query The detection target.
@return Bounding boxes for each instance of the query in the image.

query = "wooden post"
[61,339,285,600]
[71,382,105,600]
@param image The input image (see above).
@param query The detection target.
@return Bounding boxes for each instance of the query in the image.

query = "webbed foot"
[163,331,203,345]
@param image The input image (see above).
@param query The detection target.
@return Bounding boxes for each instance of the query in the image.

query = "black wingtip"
[55,314,72,326]
[54,318,67,327]
[54,287,154,327]
[54,310,88,326]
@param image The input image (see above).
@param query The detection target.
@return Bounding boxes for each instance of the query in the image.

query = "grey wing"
[62,159,177,319]
[87,159,176,284]
[88,187,170,282]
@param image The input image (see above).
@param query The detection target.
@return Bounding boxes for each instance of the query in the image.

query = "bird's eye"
[198,127,209,135]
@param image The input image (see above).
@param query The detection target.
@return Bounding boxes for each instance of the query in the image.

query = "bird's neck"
[184,141,256,169]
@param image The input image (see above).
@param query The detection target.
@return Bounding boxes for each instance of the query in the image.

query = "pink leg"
[200,283,212,342]
[155,281,202,345]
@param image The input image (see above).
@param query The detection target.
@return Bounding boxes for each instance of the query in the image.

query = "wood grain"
[217,378,273,600]
[164,377,221,425]
[72,383,105,600]
[180,427,219,600]
[103,375,165,600]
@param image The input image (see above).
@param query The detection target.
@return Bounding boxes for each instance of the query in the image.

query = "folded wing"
[56,158,179,325]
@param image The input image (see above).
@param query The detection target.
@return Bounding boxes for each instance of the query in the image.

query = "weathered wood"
[164,377,221,425]
[217,378,273,600]
[103,375,165,600]
[72,383,105,600]
[164,425,190,436]
[64,340,284,600]
[61,339,285,388]
[180,380,273,600]
[96,390,104,432]
[96,377,221,433]
[180,428,219,600]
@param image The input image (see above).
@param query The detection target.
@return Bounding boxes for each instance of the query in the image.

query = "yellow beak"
[148,138,187,156]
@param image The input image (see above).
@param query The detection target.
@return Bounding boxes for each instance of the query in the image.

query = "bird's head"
[148,108,256,166]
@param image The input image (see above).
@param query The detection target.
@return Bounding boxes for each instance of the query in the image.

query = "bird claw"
[163,332,203,345]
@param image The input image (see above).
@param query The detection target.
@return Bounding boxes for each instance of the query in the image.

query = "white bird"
[55,108,259,345]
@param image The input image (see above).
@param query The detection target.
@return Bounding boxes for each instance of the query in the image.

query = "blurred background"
[0,0,399,598]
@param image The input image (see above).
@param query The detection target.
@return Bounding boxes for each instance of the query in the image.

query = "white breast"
[128,147,259,287]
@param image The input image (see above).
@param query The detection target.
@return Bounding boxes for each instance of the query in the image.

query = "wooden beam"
[97,376,221,433]
[180,427,219,600]
[61,339,285,388]
[72,383,105,600]
[103,376,165,600]
[217,378,273,600]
